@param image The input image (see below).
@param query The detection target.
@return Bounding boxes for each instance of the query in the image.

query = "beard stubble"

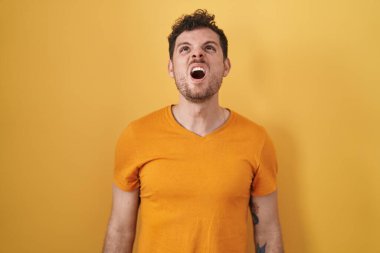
[173,72,223,103]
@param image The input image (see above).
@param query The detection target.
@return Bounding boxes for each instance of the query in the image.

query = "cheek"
[173,62,187,74]
[212,63,227,76]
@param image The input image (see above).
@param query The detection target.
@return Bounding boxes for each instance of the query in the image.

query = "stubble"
[173,72,223,103]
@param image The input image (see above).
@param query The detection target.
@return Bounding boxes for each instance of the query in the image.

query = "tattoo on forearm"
[256,243,267,253]
[251,200,259,225]
[252,211,259,225]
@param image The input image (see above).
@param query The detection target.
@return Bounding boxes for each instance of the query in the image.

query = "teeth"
[191,67,205,73]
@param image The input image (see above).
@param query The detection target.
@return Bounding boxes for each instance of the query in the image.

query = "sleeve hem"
[113,178,139,192]
[251,186,277,197]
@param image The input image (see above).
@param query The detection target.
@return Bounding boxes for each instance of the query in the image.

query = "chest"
[138,140,254,202]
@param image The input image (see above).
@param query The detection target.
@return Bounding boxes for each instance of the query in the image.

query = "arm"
[250,191,283,253]
[103,184,140,253]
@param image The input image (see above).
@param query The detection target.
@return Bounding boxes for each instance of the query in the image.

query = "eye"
[179,46,190,53]
[205,45,216,52]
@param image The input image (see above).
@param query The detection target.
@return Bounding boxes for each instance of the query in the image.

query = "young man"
[103,9,283,253]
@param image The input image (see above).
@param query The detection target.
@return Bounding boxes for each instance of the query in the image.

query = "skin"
[103,27,283,253]
[168,28,231,136]
[251,191,284,253]
[103,185,139,253]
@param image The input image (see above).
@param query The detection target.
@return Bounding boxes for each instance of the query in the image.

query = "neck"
[172,94,230,137]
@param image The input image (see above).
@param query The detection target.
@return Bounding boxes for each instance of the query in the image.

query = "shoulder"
[120,106,169,138]
[230,110,268,141]
[130,106,167,127]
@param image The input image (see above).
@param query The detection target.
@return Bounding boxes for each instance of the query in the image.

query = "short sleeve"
[113,123,140,191]
[251,131,278,196]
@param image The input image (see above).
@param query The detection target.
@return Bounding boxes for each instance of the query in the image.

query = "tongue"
[191,70,205,79]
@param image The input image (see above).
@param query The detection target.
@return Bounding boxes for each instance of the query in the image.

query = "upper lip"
[188,62,208,75]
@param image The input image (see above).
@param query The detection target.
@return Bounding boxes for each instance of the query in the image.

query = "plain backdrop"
[0,0,379,252]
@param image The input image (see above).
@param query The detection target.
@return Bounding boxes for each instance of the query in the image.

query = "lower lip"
[190,74,207,84]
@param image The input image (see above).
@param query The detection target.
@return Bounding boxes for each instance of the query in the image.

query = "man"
[103,9,283,253]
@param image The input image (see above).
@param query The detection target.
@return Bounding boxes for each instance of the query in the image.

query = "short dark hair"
[168,9,228,59]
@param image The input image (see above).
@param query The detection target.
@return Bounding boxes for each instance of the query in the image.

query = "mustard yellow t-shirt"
[114,105,278,253]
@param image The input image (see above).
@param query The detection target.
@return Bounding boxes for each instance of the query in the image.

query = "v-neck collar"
[165,104,235,140]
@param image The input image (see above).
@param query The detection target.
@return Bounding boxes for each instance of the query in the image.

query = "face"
[168,28,231,103]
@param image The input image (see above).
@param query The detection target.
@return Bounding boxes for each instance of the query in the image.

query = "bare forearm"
[254,226,283,253]
[103,227,135,253]
[250,192,284,253]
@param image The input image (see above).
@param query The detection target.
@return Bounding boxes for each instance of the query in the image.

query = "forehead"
[175,28,220,46]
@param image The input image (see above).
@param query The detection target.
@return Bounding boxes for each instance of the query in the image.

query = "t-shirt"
[114,105,278,253]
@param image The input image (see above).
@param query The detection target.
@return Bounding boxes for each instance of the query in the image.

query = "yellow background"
[1,0,379,252]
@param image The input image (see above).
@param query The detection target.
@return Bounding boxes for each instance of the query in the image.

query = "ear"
[168,59,174,78]
[223,58,231,77]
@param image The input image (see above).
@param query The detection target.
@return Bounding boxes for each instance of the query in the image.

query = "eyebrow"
[175,40,219,49]
[176,42,191,48]
[203,41,218,46]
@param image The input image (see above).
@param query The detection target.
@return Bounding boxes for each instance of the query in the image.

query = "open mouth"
[190,67,206,79]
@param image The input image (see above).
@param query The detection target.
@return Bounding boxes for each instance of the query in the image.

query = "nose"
[192,48,203,58]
